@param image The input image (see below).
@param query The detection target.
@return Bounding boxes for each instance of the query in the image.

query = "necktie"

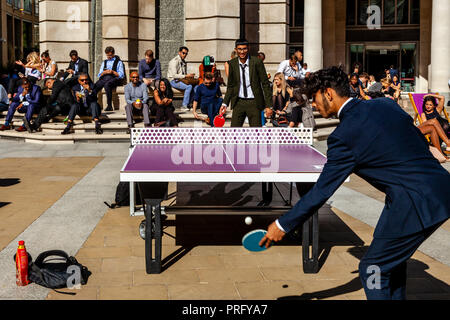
[241,64,248,98]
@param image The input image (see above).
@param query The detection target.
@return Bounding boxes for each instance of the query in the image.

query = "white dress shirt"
[275,97,354,233]
[238,57,255,99]
[277,60,302,80]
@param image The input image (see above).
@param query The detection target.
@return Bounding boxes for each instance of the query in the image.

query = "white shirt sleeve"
[275,219,287,233]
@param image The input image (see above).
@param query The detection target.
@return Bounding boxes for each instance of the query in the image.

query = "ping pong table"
[120,127,328,274]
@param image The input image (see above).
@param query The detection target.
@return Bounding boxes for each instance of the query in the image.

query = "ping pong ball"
[245,217,253,225]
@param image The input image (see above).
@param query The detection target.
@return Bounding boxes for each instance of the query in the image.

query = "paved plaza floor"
[0,140,449,300]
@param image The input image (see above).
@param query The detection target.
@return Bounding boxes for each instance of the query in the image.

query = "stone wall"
[184,0,240,76]
[39,0,92,71]
[159,0,185,77]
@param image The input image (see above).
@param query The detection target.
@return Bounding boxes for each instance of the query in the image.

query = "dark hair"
[289,54,298,62]
[44,78,55,86]
[295,49,302,54]
[78,72,88,78]
[302,66,351,99]
[350,73,359,80]
[21,77,30,85]
[422,96,438,111]
[41,50,50,59]
[292,87,306,107]
[157,78,174,100]
[303,63,308,68]
[105,46,115,54]
[235,38,249,47]
[360,72,369,79]
[204,72,214,80]
[179,46,189,53]
[145,49,154,58]
[258,52,265,59]
[69,50,78,57]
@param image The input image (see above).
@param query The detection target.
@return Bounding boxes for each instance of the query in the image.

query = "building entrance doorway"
[366,49,399,81]
[348,43,417,92]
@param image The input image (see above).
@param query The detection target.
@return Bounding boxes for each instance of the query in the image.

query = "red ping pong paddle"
[213,114,226,127]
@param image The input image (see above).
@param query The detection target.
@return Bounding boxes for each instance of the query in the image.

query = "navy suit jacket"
[278,98,450,238]
[12,84,42,106]
[72,82,97,105]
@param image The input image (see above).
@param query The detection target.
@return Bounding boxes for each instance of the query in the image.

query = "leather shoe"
[95,127,103,135]
[0,124,11,131]
[15,126,27,132]
[61,126,75,135]
[105,106,113,112]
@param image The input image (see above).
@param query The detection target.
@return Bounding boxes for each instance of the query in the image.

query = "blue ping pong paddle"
[242,229,272,252]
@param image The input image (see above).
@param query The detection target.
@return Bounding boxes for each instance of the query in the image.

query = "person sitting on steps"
[63,73,103,135]
[94,46,125,112]
[152,78,178,127]
[29,78,74,133]
[0,78,42,132]
[125,71,151,134]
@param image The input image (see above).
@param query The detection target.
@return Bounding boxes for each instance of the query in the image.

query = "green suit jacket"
[223,56,272,111]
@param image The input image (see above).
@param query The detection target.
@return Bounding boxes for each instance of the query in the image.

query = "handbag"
[180,78,199,86]
[301,97,316,129]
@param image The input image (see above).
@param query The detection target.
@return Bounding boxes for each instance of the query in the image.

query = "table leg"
[302,211,319,273]
[129,182,135,217]
[296,182,319,273]
[144,199,163,274]
[261,182,273,205]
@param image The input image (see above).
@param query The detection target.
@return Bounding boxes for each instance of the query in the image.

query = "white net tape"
[131,128,313,146]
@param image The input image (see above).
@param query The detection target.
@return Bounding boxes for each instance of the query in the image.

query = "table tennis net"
[131,128,313,146]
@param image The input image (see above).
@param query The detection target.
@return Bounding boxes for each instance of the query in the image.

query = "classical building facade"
[38,0,449,94]
[0,0,39,67]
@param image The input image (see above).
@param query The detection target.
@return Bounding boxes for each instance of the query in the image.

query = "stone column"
[304,0,323,71]
[259,0,289,76]
[39,1,92,71]
[185,0,240,77]
[430,0,450,95]
[159,0,185,78]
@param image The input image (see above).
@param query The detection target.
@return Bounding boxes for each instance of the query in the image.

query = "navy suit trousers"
[359,221,444,300]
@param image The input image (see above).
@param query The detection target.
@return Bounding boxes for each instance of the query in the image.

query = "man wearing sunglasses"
[62,73,103,135]
[125,71,150,133]
[167,46,196,111]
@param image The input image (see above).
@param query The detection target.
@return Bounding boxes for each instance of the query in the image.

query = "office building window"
[24,0,32,13]
[347,0,420,26]
[290,0,304,27]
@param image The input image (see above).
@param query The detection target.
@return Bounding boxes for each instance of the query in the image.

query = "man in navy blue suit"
[260,66,450,300]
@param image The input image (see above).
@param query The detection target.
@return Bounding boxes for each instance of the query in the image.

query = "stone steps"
[0,106,339,143]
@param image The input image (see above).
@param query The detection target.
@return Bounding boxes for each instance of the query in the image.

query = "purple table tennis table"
[120,127,328,274]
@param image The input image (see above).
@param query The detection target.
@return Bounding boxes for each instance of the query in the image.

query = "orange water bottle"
[15,241,29,286]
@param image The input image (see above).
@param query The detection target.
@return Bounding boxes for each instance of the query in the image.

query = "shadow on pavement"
[278,246,450,300]
[0,178,20,187]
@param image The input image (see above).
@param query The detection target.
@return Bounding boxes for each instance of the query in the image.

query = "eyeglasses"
[236,48,248,52]
[131,76,139,79]
[79,79,88,82]
[181,51,188,55]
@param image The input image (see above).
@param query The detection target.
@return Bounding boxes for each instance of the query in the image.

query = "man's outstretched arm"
[261,135,357,247]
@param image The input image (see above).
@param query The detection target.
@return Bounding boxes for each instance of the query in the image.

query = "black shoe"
[105,106,113,112]
[61,126,75,135]
[95,126,103,135]
[23,117,33,133]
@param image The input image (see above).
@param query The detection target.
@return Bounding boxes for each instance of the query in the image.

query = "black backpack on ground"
[105,182,141,209]
[14,250,91,295]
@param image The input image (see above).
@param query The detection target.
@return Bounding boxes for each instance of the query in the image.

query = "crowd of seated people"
[1,46,448,140]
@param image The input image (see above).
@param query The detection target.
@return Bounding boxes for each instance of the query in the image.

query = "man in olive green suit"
[220,39,272,127]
